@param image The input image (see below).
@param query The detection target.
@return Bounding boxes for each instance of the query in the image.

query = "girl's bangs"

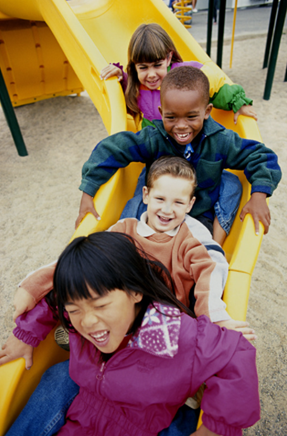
[54,247,124,306]
[131,35,169,64]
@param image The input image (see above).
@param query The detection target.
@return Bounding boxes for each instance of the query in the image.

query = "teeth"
[177,133,188,138]
[91,330,108,341]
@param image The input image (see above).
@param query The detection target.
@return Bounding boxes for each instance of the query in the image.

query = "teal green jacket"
[80,117,281,218]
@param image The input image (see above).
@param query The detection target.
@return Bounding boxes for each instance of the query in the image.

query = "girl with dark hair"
[2,232,260,436]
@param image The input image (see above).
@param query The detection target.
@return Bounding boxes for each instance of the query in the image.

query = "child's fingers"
[24,351,33,370]
[233,112,239,125]
[242,333,257,342]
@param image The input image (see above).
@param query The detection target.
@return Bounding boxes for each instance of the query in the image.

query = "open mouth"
[90,330,110,347]
[147,79,160,88]
[174,132,192,143]
[157,215,172,225]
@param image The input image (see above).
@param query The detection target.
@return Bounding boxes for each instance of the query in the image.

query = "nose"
[176,118,188,130]
[81,311,99,329]
[147,67,156,78]
[162,201,172,214]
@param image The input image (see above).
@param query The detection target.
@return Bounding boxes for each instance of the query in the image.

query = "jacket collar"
[137,212,181,237]
[127,302,181,358]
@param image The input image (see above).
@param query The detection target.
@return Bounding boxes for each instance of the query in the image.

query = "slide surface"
[0,1,264,434]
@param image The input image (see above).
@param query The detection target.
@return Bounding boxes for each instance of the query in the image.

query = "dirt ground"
[0,33,286,435]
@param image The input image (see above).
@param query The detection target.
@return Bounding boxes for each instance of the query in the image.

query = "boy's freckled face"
[159,88,212,146]
[142,174,195,233]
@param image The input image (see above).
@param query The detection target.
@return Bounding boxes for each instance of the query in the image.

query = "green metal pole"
[263,0,287,100]
[263,0,278,69]
[207,0,214,56]
[0,69,28,156]
[217,0,227,68]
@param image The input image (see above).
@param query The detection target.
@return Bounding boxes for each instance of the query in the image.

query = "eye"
[66,308,79,315]
[155,62,163,67]
[156,197,164,201]
[138,65,147,70]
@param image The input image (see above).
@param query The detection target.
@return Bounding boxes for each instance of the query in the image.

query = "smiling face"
[143,174,195,233]
[135,53,172,90]
[65,288,142,354]
[159,88,213,146]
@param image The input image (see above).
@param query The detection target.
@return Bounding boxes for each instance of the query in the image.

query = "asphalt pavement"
[185,4,287,44]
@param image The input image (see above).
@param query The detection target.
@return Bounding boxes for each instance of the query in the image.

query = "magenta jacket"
[14,300,260,436]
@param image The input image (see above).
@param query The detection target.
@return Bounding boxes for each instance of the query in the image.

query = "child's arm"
[75,192,100,229]
[0,334,34,370]
[201,64,257,124]
[223,133,281,234]
[239,192,270,235]
[76,127,164,227]
[0,298,58,369]
[214,319,256,341]
[100,64,123,82]
[13,262,57,320]
[234,104,258,125]
[189,316,260,434]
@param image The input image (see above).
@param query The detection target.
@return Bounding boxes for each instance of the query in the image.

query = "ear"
[204,103,213,120]
[142,186,149,205]
[167,51,173,66]
[158,106,163,117]
[186,196,196,213]
[132,291,144,304]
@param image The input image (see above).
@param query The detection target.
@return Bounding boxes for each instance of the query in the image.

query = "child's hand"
[240,192,270,235]
[0,334,34,370]
[100,64,123,82]
[75,192,101,229]
[234,104,257,124]
[215,319,256,341]
[13,287,36,321]
[190,424,220,435]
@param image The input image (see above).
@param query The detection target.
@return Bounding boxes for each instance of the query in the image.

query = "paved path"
[187,4,287,43]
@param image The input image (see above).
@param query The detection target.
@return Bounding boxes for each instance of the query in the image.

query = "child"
[100,23,256,243]
[75,66,281,243]
[11,157,254,339]
[1,232,260,436]
[100,23,257,126]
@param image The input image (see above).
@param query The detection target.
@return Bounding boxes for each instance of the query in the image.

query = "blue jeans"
[6,360,198,436]
[121,168,242,236]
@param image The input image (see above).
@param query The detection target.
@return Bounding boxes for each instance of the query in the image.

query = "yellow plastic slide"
[0,0,264,434]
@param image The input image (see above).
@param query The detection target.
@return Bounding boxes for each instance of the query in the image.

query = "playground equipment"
[0,0,265,434]
[173,1,192,28]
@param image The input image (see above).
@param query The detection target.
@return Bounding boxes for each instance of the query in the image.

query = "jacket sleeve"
[112,62,128,92]
[201,64,253,112]
[179,231,227,321]
[190,316,260,436]
[221,130,281,197]
[79,127,167,197]
[184,215,229,322]
[19,261,57,304]
[13,299,58,347]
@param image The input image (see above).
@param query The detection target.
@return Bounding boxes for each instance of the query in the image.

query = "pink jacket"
[14,301,260,436]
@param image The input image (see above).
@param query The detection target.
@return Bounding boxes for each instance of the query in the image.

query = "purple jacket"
[14,300,260,436]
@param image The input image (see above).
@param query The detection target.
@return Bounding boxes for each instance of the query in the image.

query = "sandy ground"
[0,33,286,435]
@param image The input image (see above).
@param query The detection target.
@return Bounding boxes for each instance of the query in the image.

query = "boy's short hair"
[146,156,197,198]
[160,66,210,107]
